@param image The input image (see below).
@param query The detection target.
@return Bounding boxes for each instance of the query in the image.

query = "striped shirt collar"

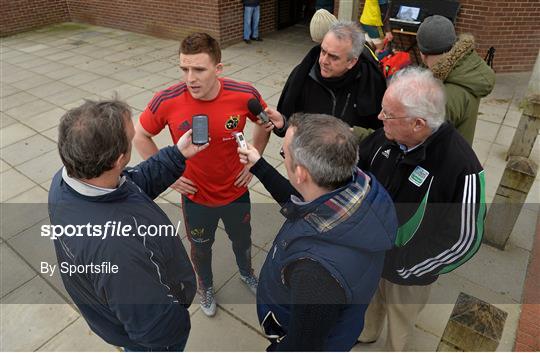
[283,168,371,233]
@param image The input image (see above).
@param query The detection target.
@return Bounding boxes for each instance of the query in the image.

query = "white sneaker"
[240,274,258,295]
[200,287,216,317]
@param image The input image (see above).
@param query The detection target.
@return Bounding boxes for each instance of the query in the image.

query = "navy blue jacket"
[256,167,397,351]
[48,146,196,349]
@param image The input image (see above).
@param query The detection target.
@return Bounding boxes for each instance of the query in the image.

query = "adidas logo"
[382,149,391,158]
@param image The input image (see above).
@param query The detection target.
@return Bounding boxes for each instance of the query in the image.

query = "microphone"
[247,98,270,124]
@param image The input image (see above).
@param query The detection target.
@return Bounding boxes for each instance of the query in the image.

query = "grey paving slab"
[478,102,508,124]
[0,49,26,61]
[0,278,79,351]
[0,168,37,202]
[110,67,153,82]
[126,90,155,111]
[30,47,64,58]
[218,250,267,330]
[250,202,284,249]
[1,82,21,98]
[252,82,282,101]
[41,126,59,142]
[43,65,82,80]
[494,125,517,147]
[265,92,280,107]
[185,308,267,352]
[0,122,36,148]
[18,44,49,53]
[230,68,269,84]
[1,134,56,166]
[26,81,74,99]
[250,189,276,204]
[10,73,54,91]
[118,55,157,68]
[31,62,71,75]
[43,50,77,62]
[256,71,289,90]
[4,184,49,203]
[86,62,133,76]
[8,219,57,276]
[137,60,176,74]
[475,119,501,143]
[5,98,58,121]
[17,149,62,184]
[93,38,124,48]
[40,179,52,191]
[1,67,39,84]
[0,159,11,173]
[0,243,36,297]
[453,244,529,303]
[23,107,65,132]
[77,77,124,95]
[472,139,491,165]
[43,87,96,107]
[58,71,102,86]
[502,107,522,128]
[485,143,512,170]
[99,83,147,101]
[2,91,39,111]
[0,200,49,243]
[58,54,94,67]
[37,317,116,352]
[130,74,172,90]
[3,52,41,66]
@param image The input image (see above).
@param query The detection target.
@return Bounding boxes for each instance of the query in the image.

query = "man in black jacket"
[268,20,386,140]
[356,67,485,351]
[48,99,208,351]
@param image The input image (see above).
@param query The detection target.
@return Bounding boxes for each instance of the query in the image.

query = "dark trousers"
[182,191,253,289]
[124,335,188,351]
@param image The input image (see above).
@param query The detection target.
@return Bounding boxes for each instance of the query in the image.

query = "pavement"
[1,22,539,352]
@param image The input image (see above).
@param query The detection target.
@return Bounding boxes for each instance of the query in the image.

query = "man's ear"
[347,57,358,70]
[414,118,427,131]
[295,165,309,185]
[113,153,125,170]
[216,63,224,76]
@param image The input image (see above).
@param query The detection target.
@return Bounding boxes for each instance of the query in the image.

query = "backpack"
[380,51,412,79]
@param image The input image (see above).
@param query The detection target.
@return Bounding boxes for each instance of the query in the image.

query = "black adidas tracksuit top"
[358,123,486,285]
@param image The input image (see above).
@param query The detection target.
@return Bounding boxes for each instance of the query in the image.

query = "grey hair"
[58,98,132,179]
[288,113,359,189]
[388,66,446,130]
[327,21,366,60]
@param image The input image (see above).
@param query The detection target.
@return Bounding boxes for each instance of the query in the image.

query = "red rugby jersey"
[139,78,267,206]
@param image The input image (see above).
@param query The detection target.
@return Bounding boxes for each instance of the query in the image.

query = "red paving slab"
[514,214,540,352]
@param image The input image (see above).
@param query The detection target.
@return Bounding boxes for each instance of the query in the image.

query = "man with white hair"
[356,67,486,351]
[268,21,386,140]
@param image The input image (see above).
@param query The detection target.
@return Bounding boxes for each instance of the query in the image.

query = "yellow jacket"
[360,0,383,26]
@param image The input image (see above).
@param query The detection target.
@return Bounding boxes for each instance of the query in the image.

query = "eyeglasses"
[279,147,285,159]
[380,108,410,121]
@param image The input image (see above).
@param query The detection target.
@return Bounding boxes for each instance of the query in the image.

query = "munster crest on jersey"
[225,115,240,130]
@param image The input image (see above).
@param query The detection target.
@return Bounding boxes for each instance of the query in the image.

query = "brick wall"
[350,0,540,72]
[67,0,221,42]
[456,0,540,73]
[219,0,277,45]
[0,0,70,37]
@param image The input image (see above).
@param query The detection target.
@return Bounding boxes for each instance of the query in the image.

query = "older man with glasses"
[356,67,486,351]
